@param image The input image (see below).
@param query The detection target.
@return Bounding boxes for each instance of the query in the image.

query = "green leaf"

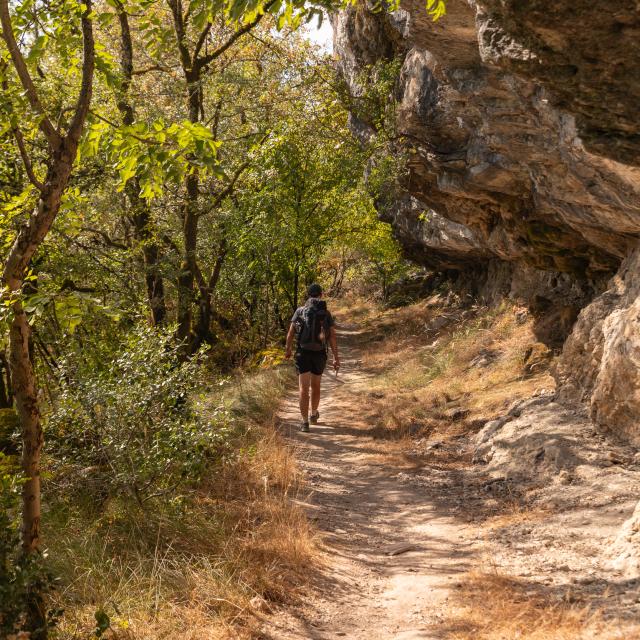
[95,609,111,637]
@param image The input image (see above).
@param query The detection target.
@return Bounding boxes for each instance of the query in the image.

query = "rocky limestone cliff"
[333,0,640,443]
[557,247,640,445]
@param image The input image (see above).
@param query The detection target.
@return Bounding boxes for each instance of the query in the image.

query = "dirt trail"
[259,326,479,639]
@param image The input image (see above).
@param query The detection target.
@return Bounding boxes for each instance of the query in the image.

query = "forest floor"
[255,299,640,640]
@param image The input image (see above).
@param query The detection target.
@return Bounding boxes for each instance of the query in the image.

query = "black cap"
[307,283,323,298]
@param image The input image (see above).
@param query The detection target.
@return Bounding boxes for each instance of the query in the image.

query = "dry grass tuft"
[444,571,638,640]
[482,500,552,530]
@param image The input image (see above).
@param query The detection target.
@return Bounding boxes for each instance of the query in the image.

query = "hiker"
[285,283,340,433]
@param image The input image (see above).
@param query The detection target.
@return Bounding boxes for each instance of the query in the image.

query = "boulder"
[556,246,640,445]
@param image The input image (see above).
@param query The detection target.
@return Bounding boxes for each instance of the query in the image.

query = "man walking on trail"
[285,283,340,433]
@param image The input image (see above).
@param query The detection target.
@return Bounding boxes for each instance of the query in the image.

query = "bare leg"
[310,374,322,415]
[298,372,311,422]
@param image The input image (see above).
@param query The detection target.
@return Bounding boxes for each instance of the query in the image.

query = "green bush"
[47,327,232,505]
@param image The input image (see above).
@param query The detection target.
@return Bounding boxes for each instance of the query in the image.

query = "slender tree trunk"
[5,157,76,554]
[293,262,299,311]
[193,238,226,349]
[142,239,167,326]
[175,71,202,352]
[116,2,167,326]
[4,173,76,640]
[177,170,199,351]
[128,188,167,326]
[193,294,213,349]
[0,350,12,408]
[10,303,41,551]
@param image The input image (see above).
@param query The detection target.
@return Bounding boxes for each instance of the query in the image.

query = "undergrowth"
[45,362,312,639]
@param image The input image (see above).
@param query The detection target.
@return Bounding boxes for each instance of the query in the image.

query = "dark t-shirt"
[291,302,335,351]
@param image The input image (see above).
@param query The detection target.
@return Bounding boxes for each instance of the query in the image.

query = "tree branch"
[132,64,172,76]
[207,237,227,291]
[196,1,276,72]
[211,98,223,139]
[201,132,270,217]
[12,125,44,190]
[193,21,212,61]
[81,226,129,250]
[0,0,61,148]
[67,0,96,145]
[166,0,192,72]
[1,66,44,190]
[200,160,250,217]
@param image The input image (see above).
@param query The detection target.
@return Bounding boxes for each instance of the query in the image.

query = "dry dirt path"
[258,326,479,639]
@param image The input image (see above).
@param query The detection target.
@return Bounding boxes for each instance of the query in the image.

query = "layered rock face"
[333,0,640,442]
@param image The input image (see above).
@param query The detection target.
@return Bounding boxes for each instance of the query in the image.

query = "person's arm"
[285,323,296,359]
[328,325,340,370]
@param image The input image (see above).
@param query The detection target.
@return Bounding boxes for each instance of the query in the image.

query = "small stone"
[384,543,416,556]
[249,596,269,612]
[444,407,470,421]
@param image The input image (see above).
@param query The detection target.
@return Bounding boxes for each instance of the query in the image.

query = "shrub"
[47,327,232,505]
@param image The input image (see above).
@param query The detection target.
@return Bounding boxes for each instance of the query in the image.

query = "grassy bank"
[345,295,555,444]
[45,363,313,639]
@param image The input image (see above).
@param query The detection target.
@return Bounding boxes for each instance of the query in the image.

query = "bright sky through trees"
[302,11,333,52]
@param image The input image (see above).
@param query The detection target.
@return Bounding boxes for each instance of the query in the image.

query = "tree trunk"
[116,2,167,326]
[142,239,167,326]
[0,350,12,408]
[0,0,94,634]
[193,293,213,350]
[177,169,199,352]
[175,69,202,352]
[293,262,299,311]
[128,188,167,326]
[4,176,76,640]
[192,238,226,350]
[4,156,76,554]
[10,304,41,552]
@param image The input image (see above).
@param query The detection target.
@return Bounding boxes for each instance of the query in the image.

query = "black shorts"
[295,349,327,375]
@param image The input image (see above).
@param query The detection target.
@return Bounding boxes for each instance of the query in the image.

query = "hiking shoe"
[309,411,320,425]
[300,421,310,433]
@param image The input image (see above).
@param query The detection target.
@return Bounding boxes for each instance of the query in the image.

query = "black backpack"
[297,299,329,352]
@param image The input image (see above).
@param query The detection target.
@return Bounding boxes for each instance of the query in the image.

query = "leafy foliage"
[47,328,232,504]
